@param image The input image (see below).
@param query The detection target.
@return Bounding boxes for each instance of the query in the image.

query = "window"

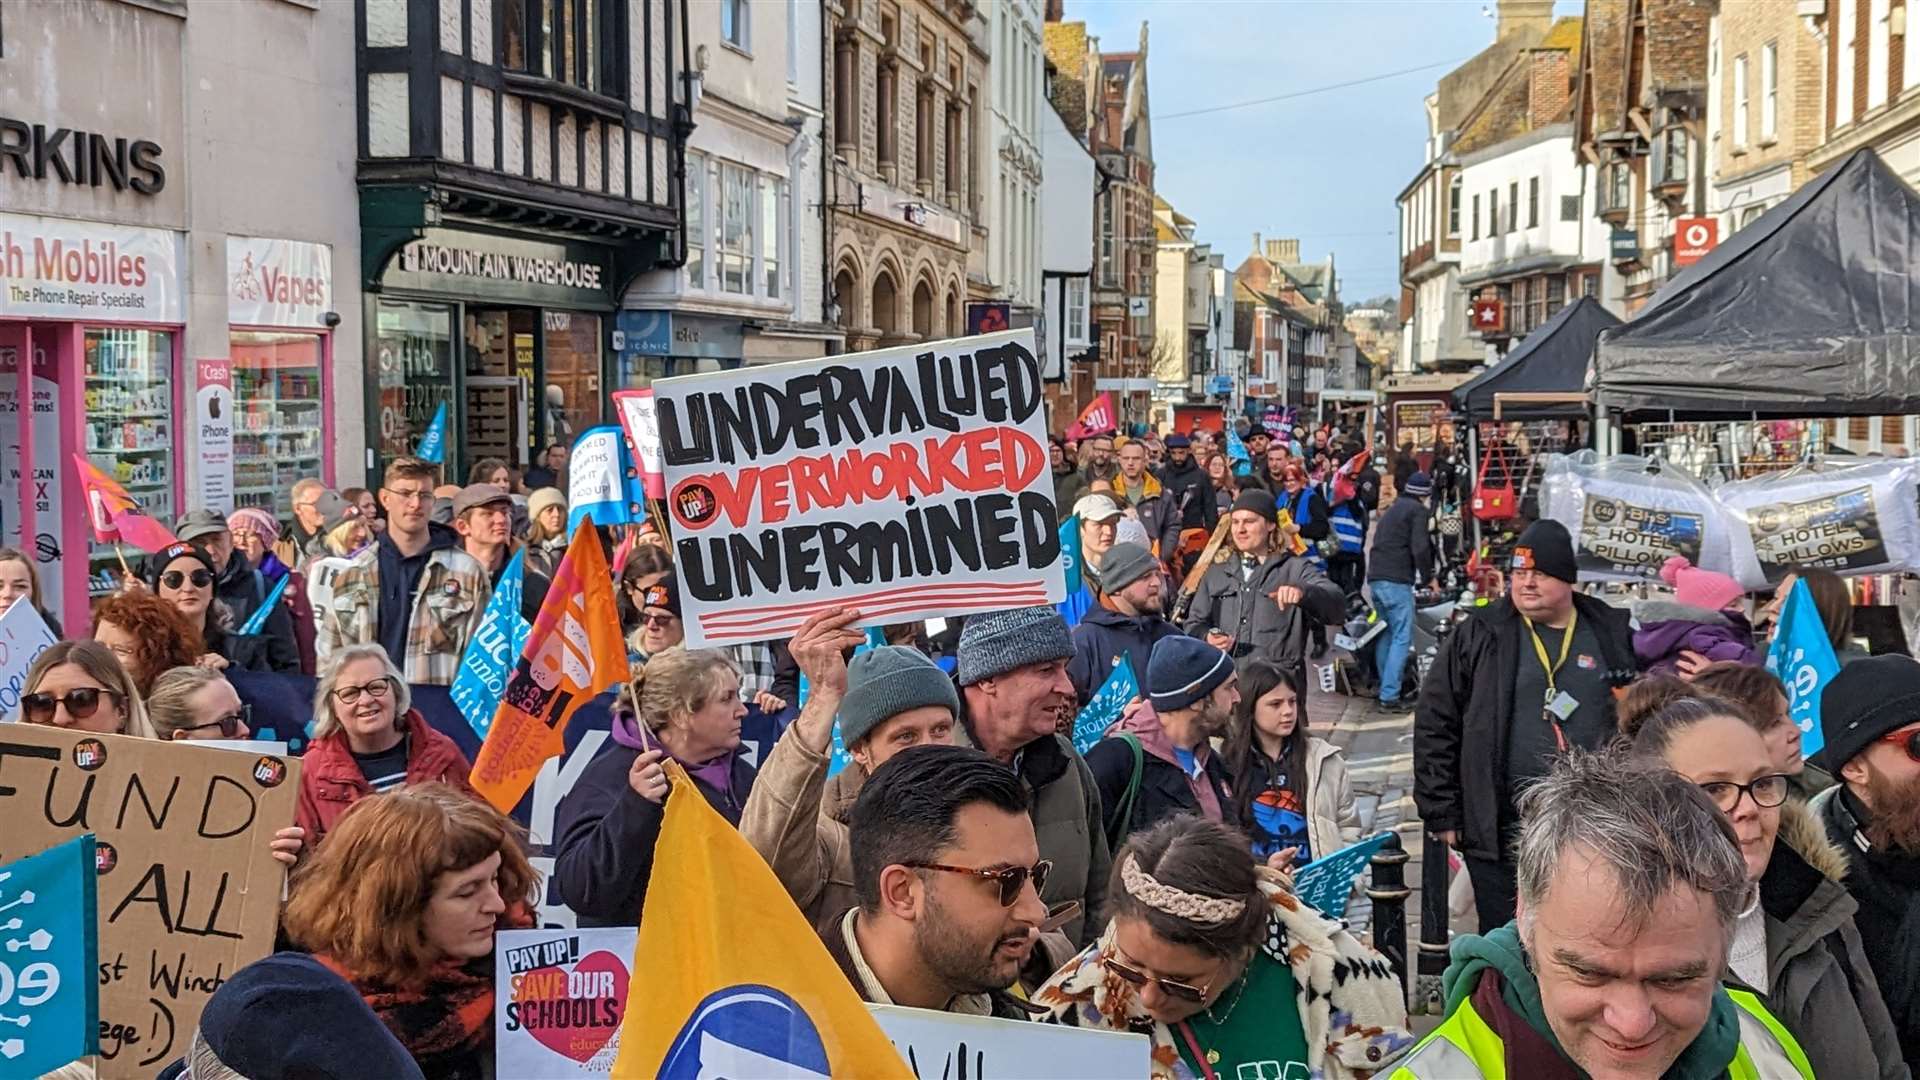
[1761,43,1778,140]
[1066,278,1089,343]
[503,0,611,94]
[761,175,784,298]
[1508,181,1519,232]
[1870,0,1891,112]
[685,151,707,288]
[1528,177,1539,228]
[1448,175,1462,237]
[722,0,749,51]
[1099,194,1117,286]
[1732,55,1749,147]
[718,161,754,294]
[1561,194,1580,221]
[1838,0,1857,128]
[1546,275,1566,317]
[1471,194,1481,240]
[1658,127,1690,186]
[1487,189,1498,236]
[1602,160,1630,212]
[1582,273,1598,298]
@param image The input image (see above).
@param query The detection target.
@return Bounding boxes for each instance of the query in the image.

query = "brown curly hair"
[91,590,205,697]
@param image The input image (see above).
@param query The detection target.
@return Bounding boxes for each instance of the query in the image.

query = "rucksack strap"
[1109,733,1145,852]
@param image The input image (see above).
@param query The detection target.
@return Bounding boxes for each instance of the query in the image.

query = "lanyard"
[1523,608,1578,752]
[1176,1021,1221,1080]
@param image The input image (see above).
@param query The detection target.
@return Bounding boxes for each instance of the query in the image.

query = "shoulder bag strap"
[1109,733,1145,852]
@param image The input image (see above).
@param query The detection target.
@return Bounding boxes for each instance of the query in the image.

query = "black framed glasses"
[1100,954,1213,1005]
[22,688,123,725]
[330,678,395,706]
[902,859,1052,907]
[159,569,214,590]
[172,704,251,740]
[1699,774,1792,814]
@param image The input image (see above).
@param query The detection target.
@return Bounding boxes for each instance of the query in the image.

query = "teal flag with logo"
[1766,576,1842,760]
[1057,514,1092,627]
[0,835,99,1076]
[416,401,449,463]
[1071,655,1138,754]
[448,549,533,740]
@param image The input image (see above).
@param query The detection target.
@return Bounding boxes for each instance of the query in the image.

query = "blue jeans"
[1371,580,1416,704]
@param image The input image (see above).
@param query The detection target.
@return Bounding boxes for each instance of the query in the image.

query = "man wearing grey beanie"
[739,609,963,934]
[1067,541,1181,707]
[953,605,1110,946]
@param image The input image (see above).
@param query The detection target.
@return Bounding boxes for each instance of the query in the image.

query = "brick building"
[1806,0,1920,183]
[1090,29,1158,425]
[1706,1,1824,235]
[825,0,988,351]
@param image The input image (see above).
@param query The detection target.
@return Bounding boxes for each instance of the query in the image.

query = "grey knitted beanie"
[839,646,960,749]
[955,606,1074,687]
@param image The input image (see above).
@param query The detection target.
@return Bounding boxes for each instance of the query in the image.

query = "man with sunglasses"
[1812,655,1920,1065]
[828,744,1049,1019]
[313,457,491,685]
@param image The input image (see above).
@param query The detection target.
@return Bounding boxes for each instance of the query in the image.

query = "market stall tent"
[1452,296,1621,421]
[1593,148,1920,419]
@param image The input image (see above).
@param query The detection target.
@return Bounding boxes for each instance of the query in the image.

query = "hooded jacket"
[1413,592,1636,862]
[1083,704,1234,847]
[1631,600,1761,675]
[736,722,870,936]
[1115,470,1181,557]
[1066,604,1182,707]
[1182,547,1346,690]
[1753,800,1909,1080]
[294,709,475,847]
[1813,782,1920,1068]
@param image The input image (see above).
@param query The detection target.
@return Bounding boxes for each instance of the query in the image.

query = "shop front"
[0,210,187,623]
[368,228,618,483]
[612,310,745,389]
[222,235,336,517]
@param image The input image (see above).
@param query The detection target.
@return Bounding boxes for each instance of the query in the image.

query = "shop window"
[719,162,755,295]
[761,175,784,299]
[374,301,456,476]
[502,0,613,96]
[84,328,176,594]
[722,0,750,52]
[685,151,708,289]
[542,311,603,445]
[229,331,324,516]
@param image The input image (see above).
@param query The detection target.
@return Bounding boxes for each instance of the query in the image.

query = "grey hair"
[1515,747,1748,938]
[311,644,411,739]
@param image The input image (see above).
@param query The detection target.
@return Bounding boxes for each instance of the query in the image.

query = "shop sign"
[1470,297,1505,334]
[227,236,332,328]
[1610,228,1640,263]
[614,310,742,361]
[386,229,612,307]
[0,211,184,323]
[1207,375,1233,395]
[966,301,1011,335]
[1674,216,1719,267]
[195,359,234,514]
[0,115,165,195]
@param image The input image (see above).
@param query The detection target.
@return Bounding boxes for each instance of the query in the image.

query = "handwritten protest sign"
[0,598,59,721]
[653,329,1064,646]
[0,727,299,1078]
[611,389,665,499]
[0,834,98,1075]
[868,1004,1150,1079]
[1293,832,1392,918]
[497,927,636,1078]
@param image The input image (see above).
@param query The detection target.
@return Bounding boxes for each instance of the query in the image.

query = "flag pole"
[114,544,135,587]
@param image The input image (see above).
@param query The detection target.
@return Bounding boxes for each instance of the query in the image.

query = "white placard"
[652,330,1064,646]
[868,1003,1152,1079]
[496,927,636,1078]
[196,358,235,513]
[0,598,61,721]
[226,235,333,328]
[0,210,185,323]
[198,738,291,755]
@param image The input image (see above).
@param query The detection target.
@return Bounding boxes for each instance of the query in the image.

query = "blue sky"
[1069,0,1581,303]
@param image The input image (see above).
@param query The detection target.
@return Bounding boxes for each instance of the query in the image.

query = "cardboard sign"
[0,834,99,1076]
[0,726,299,1078]
[0,598,59,722]
[496,928,635,1076]
[868,1004,1150,1079]
[653,329,1065,646]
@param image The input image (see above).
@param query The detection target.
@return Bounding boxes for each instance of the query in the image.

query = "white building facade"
[1040,91,1095,415]
[986,0,1045,320]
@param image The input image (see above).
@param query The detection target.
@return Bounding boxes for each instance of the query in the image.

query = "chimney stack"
[1496,0,1554,44]
[1266,238,1300,265]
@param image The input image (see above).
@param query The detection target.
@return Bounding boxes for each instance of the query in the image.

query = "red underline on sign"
[698,581,1051,640]
[702,579,1052,621]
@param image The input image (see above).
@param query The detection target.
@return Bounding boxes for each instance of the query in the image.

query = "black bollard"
[1415,829,1452,1015]
[1365,830,1411,1002]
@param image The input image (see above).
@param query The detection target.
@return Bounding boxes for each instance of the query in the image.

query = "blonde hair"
[311,644,411,739]
[147,666,230,740]
[23,640,158,739]
[322,517,365,556]
[626,646,739,733]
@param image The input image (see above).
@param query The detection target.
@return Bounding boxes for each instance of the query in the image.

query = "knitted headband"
[1119,854,1247,925]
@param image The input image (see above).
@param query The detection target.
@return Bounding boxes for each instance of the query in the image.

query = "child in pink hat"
[1631,555,1759,675]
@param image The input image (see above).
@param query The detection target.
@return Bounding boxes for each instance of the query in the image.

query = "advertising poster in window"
[196,359,235,514]
[0,340,65,624]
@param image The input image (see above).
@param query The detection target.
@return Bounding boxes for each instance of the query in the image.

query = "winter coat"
[1754,800,1909,1080]
[1814,782,1920,1068]
[551,715,758,927]
[1084,707,1235,849]
[1066,604,1182,706]
[1367,494,1433,586]
[294,709,475,848]
[1233,735,1362,862]
[1632,600,1761,675]
[211,549,302,672]
[1413,593,1637,862]
[1054,467,1090,515]
[736,723,869,936]
[312,526,491,686]
[1118,472,1181,558]
[1182,548,1345,691]
[955,701,1110,947]
[1158,460,1216,531]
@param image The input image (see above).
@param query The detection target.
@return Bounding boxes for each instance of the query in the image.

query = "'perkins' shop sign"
[0,210,185,323]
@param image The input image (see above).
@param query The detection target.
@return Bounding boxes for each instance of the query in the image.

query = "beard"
[1862,765,1920,854]
[913,890,1028,996]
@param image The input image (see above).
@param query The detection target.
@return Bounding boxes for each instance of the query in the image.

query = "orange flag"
[470,517,629,811]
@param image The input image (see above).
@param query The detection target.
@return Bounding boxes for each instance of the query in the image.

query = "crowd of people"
[3,411,1913,1080]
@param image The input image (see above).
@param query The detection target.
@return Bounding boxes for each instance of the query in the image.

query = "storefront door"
[0,321,64,626]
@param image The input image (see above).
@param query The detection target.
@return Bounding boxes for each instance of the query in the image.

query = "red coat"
[295,709,475,846]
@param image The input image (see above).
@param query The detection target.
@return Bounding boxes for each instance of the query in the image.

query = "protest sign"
[451,549,535,740]
[1293,832,1392,918]
[610,389,665,499]
[497,927,637,1078]
[0,597,59,721]
[653,329,1064,647]
[0,727,299,1078]
[1767,576,1841,760]
[567,426,641,534]
[868,1004,1149,1079]
[0,834,98,1076]
[1071,655,1138,754]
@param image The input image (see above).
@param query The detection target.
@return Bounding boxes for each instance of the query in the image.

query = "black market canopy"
[1451,296,1620,421]
[1593,148,1920,419]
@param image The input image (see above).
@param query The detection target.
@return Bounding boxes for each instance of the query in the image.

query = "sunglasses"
[329,678,395,706]
[159,569,214,590]
[1100,954,1214,1005]
[1879,726,1920,763]
[172,705,251,740]
[21,688,124,725]
[1698,774,1792,814]
[640,612,679,629]
[903,859,1052,907]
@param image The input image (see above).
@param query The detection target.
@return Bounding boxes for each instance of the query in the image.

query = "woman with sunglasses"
[145,542,278,674]
[1036,816,1411,1080]
[147,665,310,867]
[91,589,204,698]
[620,562,682,668]
[1626,684,1904,1079]
[18,640,159,737]
[295,644,476,849]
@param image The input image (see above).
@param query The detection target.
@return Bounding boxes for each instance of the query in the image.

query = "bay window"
[719,162,753,294]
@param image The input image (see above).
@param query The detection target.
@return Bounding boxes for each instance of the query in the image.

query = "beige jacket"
[1304,734,1364,859]
[737,723,867,936]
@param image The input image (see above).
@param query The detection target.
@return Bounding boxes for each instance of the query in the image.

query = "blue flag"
[1057,514,1092,628]
[237,573,290,636]
[416,401,449,463]
[449,549,534,740]
[1766,576,1842,760]
[1293,832,1391,917]
[567,426,645,533]
[0,835,99,1075]
[1071,654,1139,754]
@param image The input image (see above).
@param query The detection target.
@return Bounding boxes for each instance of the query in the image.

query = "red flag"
[72,454,179,553]
[1333,447,1371,504]
[1065,392,1116,440]
[470,517,630,811]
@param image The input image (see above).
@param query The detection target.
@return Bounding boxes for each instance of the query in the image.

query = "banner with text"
[0,835,99,1076]
[0,726,299,1078]
[225,236,332,329]
[497,927,636,1077]
[0,597,59,721]
[868,1004,1149,1079]
[0,211,185,324]
[195,358,234,514]
[654,329,1064,646]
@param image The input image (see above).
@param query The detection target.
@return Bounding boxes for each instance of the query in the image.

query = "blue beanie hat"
[956,606,1074,686]
[1147,635,1235,713]
[839,645,961,749]
[193,952,425,1079]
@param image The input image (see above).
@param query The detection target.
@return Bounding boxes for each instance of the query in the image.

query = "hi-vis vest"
[1389,987,1814,1080]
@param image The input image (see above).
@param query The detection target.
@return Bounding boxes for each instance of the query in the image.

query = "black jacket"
[1158,460,1216,531]
[1182,549,1345,690]
[1413,593,1637,861]
[1067,605,1182,706]
[1367,495,1434,586]
[1818,784,1920,1066]
[551,737,757,927]
[1084,734,1235,850]
[211,551,301,672]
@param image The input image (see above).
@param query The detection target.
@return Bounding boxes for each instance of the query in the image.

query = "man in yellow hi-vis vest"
[1392,750,1813,1079]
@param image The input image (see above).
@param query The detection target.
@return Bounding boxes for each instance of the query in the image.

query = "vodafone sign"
[1674,216,1719,266]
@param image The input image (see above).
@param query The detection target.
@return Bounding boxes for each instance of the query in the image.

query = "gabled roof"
[1574,0,1631,143]
[1455,16,1582,156]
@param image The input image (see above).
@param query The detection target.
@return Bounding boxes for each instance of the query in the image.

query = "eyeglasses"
[159,569,214,590]
[902,859,1052,907]
[173,705,251,740]
[383,487,434,505]
[1879,725,1920,763]
[329,678,395,706]
[21,688,123,725]
[640,612,678,629]
[1698,774,1792,814]
[1100,954,1215,1005]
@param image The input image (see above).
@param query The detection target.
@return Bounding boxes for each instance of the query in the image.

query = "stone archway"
[912,277,935,340]
[872,270,900,343]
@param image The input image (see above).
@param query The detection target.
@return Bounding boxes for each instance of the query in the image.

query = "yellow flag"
[613,762,913,1079]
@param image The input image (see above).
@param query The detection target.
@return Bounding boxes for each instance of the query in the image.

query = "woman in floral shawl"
[1035,816,1412,1080]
